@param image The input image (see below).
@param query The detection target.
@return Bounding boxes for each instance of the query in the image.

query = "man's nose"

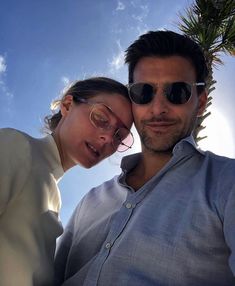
[149,89,169,115]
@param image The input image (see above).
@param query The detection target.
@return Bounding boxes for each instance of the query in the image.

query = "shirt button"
[125,203,132,209]
[105,242,112,249]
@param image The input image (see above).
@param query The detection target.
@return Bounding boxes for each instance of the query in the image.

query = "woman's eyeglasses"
[73,97,134,152]
[127,81,205,105]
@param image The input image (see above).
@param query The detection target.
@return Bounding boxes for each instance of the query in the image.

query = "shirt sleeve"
[0,129,31,215]
[54,209,77,285]
[54,197,86,285]
[219,161,235,277]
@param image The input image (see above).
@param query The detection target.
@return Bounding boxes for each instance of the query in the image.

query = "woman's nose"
[99,131,113,145]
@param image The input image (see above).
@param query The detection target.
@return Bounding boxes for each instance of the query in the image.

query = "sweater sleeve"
[0,128,31,215]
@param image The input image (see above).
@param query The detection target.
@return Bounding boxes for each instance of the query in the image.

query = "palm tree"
[178,0,235,142]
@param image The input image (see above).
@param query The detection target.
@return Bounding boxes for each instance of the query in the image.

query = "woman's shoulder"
[0,128,33,214]
[0,127,29,139]
[0,127,32,148]
[0,128,32,164]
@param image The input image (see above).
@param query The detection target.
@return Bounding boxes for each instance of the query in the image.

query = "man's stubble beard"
[139,112,198,154]
[140,129,181,153]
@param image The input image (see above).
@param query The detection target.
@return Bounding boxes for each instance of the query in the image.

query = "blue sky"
[1,0,235,225]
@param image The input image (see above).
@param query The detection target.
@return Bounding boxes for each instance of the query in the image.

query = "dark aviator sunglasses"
[127,81,205,105]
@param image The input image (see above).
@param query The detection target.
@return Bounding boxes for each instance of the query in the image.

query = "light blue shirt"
[55,136,235,286]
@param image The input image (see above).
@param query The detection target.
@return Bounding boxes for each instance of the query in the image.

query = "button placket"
[105,242,112,249]
[125,202,132,209]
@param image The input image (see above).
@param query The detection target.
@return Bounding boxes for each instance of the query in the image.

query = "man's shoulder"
[203,151,235,180]
[79,175,124,205]
[90,175,120,193]
[204,150,235,166]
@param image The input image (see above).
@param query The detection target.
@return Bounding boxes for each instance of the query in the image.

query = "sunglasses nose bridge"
[147,83,163,102]
[151,84,168,104]
[148,88,169,116]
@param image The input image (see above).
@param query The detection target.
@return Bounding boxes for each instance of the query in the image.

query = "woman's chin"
[76,158,99,169]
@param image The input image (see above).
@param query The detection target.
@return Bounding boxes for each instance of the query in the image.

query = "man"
[54,31,235,286]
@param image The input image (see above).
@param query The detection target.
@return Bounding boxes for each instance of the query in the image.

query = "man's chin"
[143,144,173,154]
[141,135,177,154]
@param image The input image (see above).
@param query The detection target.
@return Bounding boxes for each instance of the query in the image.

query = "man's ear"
[60,95,73,116]
[197,91,208,117]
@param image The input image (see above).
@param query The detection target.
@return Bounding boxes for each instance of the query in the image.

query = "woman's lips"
[86,142,100,157]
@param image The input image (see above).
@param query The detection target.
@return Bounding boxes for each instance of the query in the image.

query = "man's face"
[132,56,207,154]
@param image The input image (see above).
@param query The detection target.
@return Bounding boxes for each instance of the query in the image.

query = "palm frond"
[177,0,235,142]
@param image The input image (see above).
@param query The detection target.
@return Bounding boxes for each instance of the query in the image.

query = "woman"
[0,77,134,286]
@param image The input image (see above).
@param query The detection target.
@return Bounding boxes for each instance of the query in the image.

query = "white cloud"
[109,1,151,75]
[109,40,125,72]
[130,1,136,8]
[110,51,125,71]
[61,76,70,86]
[116,1,125,11]
[0,81,13,99]
[131,4,149,23]
[0,55,13,101]
[0,55,6,75]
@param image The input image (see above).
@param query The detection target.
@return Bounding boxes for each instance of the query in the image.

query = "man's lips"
[144,120,176,132]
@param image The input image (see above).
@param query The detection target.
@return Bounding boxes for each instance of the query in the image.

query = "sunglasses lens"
[129,83,154,104]
[129,82,192,105]
[166,82,191,104]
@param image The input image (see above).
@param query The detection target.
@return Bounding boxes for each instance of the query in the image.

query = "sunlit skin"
[53,93,133,171]
[127,56,207,190]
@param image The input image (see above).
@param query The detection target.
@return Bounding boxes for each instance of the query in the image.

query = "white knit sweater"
[0,128,64,286]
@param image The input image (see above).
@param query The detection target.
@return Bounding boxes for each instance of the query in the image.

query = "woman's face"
[53,92,133,171]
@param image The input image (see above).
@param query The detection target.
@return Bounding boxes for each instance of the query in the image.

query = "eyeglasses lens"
[90,107,110,129]
[90,104,133,152]
[114,128,134,152]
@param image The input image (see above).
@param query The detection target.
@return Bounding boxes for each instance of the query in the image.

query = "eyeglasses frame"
[72,96,134,152]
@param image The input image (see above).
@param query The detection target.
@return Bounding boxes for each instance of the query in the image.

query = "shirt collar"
[172,135,205,156]
[120,135,205,173]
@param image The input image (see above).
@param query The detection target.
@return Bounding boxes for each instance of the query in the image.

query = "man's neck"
[126,149,172,191]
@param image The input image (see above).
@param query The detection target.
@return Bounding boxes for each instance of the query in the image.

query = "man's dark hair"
[125,30,208,93]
